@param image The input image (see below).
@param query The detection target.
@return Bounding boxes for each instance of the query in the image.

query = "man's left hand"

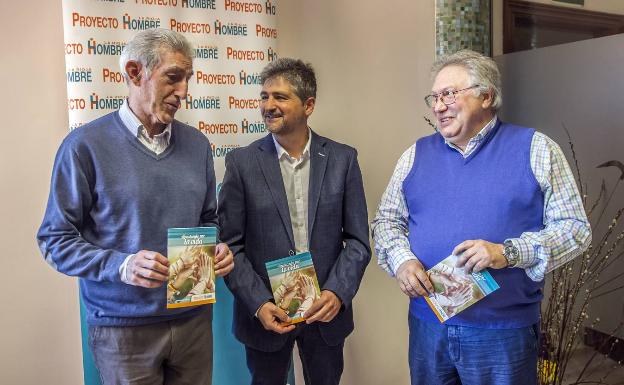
[453,239,507,273]
[304,290,342,324]
[214,243,234,277]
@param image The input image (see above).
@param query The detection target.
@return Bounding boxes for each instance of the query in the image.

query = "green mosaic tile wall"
[436,0,492,57]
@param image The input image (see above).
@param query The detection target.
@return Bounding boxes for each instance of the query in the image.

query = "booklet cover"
[265,252,321,325]
[166,227,217,309]
[424,254,500,322]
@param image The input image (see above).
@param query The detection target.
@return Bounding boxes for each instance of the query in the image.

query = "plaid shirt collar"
[445,115,498,158]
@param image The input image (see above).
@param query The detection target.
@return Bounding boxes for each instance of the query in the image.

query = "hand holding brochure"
[424,254,499,322]
[167,227,217,309]
[265,252,321,325]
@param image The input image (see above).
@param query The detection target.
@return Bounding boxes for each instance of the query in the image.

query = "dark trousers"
[245,323,344,385]
[88,307,213,385]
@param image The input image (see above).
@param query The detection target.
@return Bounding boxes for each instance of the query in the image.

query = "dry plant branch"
[538,126,624,385]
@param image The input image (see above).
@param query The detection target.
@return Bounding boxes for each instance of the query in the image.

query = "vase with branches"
[538,126,624,385]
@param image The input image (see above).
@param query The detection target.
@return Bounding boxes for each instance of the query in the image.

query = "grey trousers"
[88,307,213,385]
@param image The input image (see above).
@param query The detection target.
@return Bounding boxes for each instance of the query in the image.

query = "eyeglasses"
[424,85,480,108]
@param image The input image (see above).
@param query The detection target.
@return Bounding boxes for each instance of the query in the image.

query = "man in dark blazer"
[218,58,371,385]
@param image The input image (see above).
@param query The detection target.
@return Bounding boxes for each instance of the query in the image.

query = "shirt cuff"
[388,249,418,276]
[506,238,537,269]
[119,254,135,284]
[255,300,271,318]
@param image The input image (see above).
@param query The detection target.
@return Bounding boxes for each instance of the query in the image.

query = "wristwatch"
[503,240,519,268]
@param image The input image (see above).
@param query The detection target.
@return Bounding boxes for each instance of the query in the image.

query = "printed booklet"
[266,252,321,325]
[424,254,499,322]
[166,227,217,309]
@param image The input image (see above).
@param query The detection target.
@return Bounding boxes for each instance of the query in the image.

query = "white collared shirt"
[272,131,312,254]
[117,101,173,283]
[119,100,172,155]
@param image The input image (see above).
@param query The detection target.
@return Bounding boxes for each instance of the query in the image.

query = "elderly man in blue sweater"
[372,50,591,385]
[37,28,233,385]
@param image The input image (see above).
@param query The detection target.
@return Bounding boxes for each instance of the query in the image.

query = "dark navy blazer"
[219,131,371,352]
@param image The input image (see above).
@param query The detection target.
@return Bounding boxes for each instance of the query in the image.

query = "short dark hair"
[260,58,317,102]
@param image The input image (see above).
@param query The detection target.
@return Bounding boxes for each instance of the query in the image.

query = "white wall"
[496,33,624,337]
[0,1,83,384]
[0,1,437,384]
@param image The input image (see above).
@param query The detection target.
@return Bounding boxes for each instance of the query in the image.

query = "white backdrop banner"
[62,0,278,182]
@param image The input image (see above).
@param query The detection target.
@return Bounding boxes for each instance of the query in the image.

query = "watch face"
[504,244,519,265]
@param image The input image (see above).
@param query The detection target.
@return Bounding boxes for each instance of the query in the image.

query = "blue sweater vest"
[403,121,544,328]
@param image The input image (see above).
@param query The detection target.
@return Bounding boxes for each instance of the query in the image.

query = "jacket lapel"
[307,132,328,240]
[255,134,295,247]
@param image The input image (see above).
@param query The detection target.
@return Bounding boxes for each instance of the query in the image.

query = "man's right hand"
[257,302,296,334]
[126,250,169,288]
[396,259,434,298]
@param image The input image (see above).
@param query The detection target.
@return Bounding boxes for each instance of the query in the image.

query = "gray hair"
[260,58,317,102]
[431,49,502,110]
[119,28,194,83]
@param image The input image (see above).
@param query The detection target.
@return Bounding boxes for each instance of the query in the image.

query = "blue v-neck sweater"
[38,111,218,326]
[404,122,545,328]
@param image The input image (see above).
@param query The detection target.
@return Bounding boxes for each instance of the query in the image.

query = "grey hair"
[119,28,194,83]
[260,58,317,102]
[431,49,502,110]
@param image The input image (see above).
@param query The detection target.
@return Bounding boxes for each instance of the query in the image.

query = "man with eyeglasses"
[371,49,591,385]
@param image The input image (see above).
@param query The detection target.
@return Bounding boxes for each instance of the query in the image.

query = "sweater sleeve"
[36,139,128,282]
